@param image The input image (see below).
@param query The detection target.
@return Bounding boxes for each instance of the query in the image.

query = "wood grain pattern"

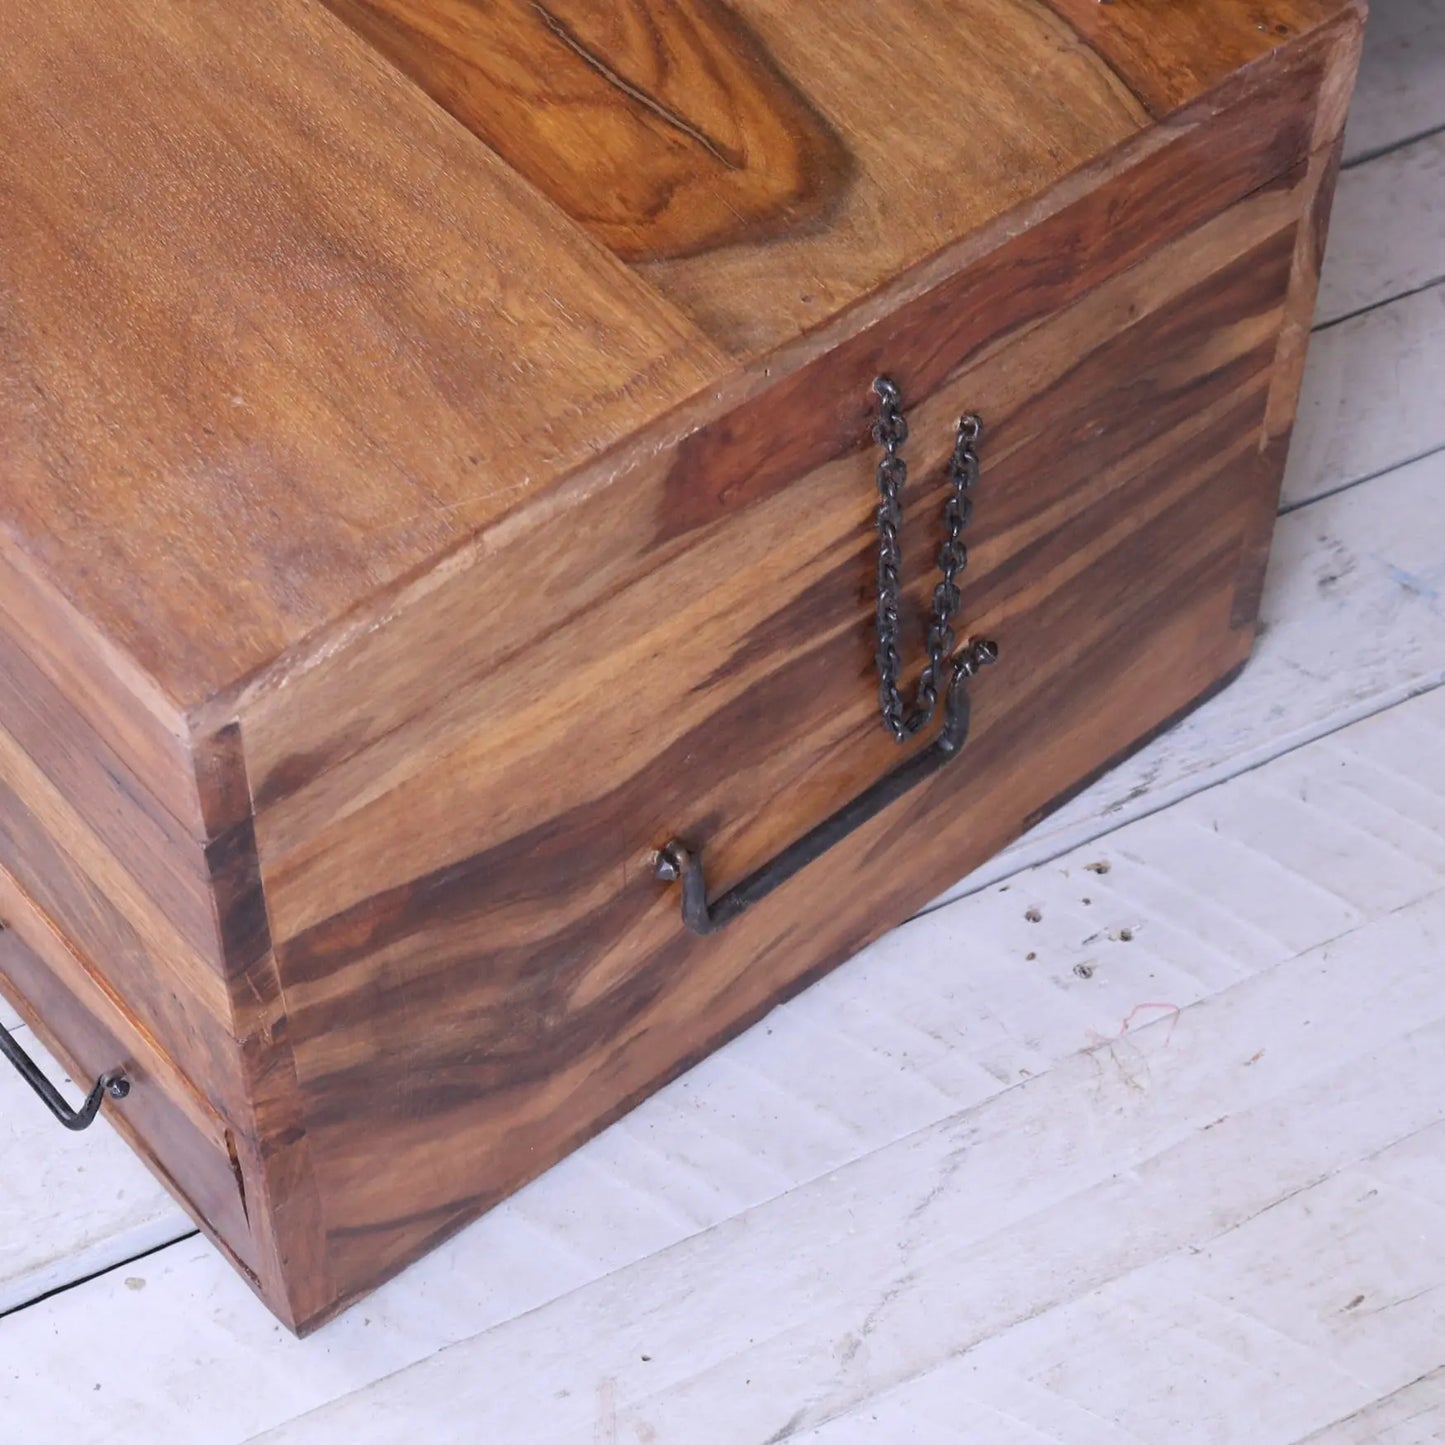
[0,0,723,711]
[237,52,1325,826]
[317,0,852,261]
[1036,0,1354,116]
[0,0,1364,1334]
[255,185,1305,936]
[256,197,1304,1322]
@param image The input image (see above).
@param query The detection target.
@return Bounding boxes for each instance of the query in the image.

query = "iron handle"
[656,639,997,935]
[0,1018,129,1132]
[656,379,997,937]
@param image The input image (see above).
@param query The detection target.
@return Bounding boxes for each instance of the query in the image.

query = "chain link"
[872,375,987,743]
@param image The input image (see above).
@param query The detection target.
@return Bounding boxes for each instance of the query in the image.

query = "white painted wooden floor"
[3,9,1444,1440]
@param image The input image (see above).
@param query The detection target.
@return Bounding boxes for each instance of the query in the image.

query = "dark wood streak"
[240,192,1309,1331]
[656,82,1315,545]
[316,0,853,261]
[195,724,275,984]
[530,3,744,168]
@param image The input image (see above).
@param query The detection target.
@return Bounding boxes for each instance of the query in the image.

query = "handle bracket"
[656,640,996,935]
[0,1018,129,1132]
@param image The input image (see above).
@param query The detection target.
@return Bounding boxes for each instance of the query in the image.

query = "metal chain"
[872,375,986,744]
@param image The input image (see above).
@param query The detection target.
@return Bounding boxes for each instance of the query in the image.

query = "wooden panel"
[0,626,217,966]
[256,185,1303,934]
[0,766,242,1110]
[316,0,852,262]
[0,902,256,1275]
[0,0,723,710]
[313,1,1362,361]
[0,546,202,838]
[1036,0,1357,117]
[239,61,1322,826]
[247,189,1301,1320]
[639,0,1355,355]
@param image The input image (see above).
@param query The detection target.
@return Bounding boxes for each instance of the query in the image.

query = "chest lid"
[1,0,1354,725]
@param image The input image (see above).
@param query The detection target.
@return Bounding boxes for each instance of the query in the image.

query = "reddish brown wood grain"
[1036,0,1353,116]
[258,205,1299,1320]
[0,0,1365,1335]
[317,0,853,261]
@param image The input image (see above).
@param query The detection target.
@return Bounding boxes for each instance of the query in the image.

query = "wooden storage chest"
[0,0,1364,1330]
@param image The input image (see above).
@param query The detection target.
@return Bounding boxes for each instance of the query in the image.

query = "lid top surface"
[0,0,1352,710]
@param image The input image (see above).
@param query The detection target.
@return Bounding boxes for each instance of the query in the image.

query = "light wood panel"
[0,0,723,710]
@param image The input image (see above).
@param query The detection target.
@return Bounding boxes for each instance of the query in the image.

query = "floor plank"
[1282,280,1445,510]
[1342,0,1445,165]
[804,1128,1445,1444]
[3,687,1443,1442]
[1301,1366,1445,1444]
[1317,129,1445,325]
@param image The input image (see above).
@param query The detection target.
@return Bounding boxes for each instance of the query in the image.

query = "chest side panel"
[230,21,1357,1322]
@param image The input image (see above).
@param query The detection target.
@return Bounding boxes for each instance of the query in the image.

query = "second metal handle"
[0,1017,129,1132]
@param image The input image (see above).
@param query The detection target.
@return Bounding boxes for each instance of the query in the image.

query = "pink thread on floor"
[1119,1002,1181,1036]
